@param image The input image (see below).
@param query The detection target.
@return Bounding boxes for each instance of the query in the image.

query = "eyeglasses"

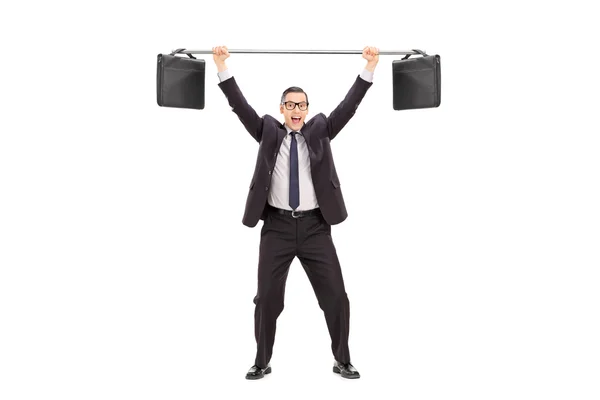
[282,101,309,111]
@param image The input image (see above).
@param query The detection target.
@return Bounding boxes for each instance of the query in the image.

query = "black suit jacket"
[218,75,373,227]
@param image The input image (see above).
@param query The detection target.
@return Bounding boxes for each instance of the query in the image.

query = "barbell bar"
[172,48,425,55]
[157,48,441,111]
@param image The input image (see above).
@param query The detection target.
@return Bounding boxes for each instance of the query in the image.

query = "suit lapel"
[276,124,287,149]
[301,121,313,156]
[301,123,311,147]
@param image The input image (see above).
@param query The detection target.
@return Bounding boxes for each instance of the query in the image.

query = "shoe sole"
[245,366,272,380]
[333,366,360,379]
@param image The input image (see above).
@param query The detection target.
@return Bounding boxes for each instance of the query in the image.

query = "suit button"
[268,170,272,175]
[265,186,269,191]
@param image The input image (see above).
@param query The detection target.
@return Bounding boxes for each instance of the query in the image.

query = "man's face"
[280,92,308,130]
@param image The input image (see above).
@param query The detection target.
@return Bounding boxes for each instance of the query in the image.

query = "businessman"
[212,45,378,379]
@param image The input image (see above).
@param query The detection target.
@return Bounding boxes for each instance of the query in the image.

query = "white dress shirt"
[217,68,373,211]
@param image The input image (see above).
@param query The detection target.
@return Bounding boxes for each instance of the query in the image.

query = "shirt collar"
[284,123,302,136]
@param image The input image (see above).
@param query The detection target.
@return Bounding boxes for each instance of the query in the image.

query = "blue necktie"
[289,131,300,210]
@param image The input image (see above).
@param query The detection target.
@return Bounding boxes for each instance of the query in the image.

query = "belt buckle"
[291,210,301,218]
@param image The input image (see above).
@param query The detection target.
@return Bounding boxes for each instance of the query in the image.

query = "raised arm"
[327,46,379,140]
[213,45,264,143]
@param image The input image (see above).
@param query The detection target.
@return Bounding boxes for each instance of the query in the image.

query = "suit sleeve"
[218,77,263,143]
[326,75,373,141]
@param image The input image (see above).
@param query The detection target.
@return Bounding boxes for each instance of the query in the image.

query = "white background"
[1,0,599,399]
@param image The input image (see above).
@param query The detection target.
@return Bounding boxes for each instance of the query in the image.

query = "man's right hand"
[212,46,230,71]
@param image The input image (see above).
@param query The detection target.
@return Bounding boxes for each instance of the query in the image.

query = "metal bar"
[172,48,424,56]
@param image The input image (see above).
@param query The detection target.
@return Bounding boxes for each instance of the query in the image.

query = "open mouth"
[292,117,301,124]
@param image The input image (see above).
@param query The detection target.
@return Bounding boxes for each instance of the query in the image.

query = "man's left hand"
[362,46,379,63]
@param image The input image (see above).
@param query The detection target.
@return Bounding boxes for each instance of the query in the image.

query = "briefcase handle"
[170,48,197,59]
[400,49,428,60]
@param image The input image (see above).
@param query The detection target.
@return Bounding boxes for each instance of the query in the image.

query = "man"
[212,45,379,380]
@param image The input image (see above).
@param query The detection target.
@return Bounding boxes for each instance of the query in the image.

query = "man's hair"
[280,86,309,105]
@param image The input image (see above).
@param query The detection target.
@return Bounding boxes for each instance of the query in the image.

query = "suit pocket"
[331,179,340,189]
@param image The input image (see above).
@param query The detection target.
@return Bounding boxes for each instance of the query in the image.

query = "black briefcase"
[157,49,205,110]
[392,50,441,110]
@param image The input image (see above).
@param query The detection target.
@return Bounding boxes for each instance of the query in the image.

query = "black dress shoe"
[245,364,271,380]
[333,361,360,379]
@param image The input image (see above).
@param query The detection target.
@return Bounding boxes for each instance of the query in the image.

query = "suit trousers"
[253,205,351,368]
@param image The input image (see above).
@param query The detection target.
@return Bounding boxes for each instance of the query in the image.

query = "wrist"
[365,61,377,72]
[216,62,228,72]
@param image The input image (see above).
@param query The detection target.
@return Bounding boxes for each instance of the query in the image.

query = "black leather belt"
[268,205,322,219]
